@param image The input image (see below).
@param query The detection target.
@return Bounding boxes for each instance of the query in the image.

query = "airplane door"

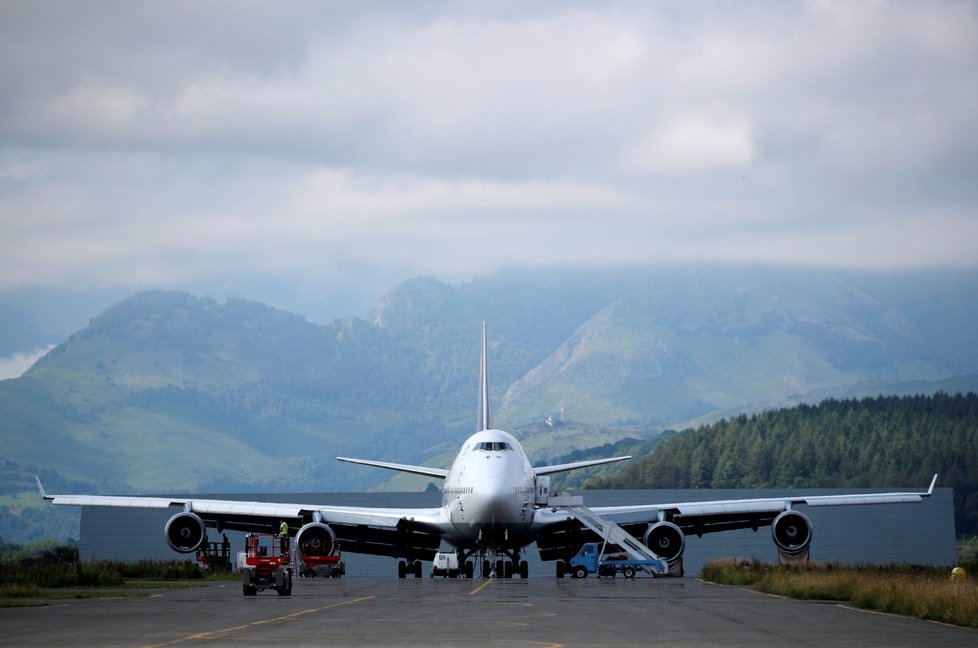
[535,476,551,506]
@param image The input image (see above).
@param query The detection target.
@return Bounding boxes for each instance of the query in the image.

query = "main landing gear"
[397,560,424,579]
[474,548,528,579]
[397,549,529,579]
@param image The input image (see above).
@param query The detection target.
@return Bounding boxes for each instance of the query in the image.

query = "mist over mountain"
[1,266,976,500]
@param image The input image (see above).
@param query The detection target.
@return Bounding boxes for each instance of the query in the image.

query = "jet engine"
[165,512,207,553]
[295,522,338,561]
[771,510,812,563]
[644,521,685,576]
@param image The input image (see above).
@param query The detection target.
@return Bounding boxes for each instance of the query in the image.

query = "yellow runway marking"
[142,595,376,647]
[468,578,494,595]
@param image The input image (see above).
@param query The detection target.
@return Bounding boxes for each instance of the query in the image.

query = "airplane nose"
[476,476,511,519]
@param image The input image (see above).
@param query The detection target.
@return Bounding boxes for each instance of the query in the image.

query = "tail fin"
[477,321,492,432]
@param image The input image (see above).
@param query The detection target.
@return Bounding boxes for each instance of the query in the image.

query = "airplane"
[40,322,937,579]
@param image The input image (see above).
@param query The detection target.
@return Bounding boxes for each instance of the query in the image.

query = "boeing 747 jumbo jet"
[40,323,937,579]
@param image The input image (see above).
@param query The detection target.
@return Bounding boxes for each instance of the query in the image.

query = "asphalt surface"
[2,576,974,647]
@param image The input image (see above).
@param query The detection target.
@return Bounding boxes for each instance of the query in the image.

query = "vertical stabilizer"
[477,321,492,431]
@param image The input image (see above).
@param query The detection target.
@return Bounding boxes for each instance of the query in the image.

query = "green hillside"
[586,392,978,535]
[0,266,976,521]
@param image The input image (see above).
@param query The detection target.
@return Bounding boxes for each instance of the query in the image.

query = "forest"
[586,392,978,536]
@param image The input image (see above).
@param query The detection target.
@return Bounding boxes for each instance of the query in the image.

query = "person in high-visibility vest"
[278,521,289,555]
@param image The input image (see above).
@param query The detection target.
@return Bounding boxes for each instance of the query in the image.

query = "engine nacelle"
[644,521,685,576]
[771,510,813,563]
[165,512,207,553]
[295,522,338,561]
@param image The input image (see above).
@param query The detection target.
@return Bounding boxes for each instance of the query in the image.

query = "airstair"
[547,493,662,563]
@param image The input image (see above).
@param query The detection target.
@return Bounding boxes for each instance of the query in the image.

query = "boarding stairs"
[547,493,662,563]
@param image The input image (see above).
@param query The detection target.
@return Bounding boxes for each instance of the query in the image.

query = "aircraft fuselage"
[441,428,537,549]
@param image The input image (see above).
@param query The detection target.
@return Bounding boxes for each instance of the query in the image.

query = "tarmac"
[2,575,975,647]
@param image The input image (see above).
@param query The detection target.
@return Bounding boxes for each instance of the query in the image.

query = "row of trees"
[587,392,978,535]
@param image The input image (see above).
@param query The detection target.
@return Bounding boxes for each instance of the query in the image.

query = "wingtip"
[34,474,50,500]
[927,473,938,496]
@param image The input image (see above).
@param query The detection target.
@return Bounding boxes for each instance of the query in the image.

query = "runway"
[2,576,974,647]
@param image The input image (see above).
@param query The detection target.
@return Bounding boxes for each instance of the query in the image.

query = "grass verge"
[1,543,233,607]
[702,559,978,628]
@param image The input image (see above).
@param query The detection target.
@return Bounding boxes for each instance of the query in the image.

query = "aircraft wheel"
[398,561,407,579]
[556,561,565,578]
[465,561,474,579]
[504,561,513,578]
[414,560,423,578]
[495,560,504,578]
[574,566,588,579]
[482,559,490,578]
[520,560,529,579]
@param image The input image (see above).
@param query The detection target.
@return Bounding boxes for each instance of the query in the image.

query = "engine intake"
[295,522,338,560]
[644,521,685,576]
[165,512,207,553]
[644,521,685,560]
[772,510,812,563]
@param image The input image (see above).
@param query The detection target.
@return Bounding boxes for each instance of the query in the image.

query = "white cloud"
[0,346,53,380]
[0,1,975,297]
[627,115,756,174]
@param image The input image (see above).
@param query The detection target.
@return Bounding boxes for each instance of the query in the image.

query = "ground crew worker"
[279,521,289,554]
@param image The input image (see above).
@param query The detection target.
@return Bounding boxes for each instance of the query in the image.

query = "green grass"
[702,559,978,628]
[0,544,226,607]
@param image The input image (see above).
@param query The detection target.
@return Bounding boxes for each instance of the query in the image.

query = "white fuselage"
[440,429,537,548]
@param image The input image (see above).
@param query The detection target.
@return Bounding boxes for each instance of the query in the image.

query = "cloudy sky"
[2,0,977,322]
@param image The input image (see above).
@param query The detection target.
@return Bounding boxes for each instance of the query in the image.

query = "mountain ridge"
[1,266,976,500]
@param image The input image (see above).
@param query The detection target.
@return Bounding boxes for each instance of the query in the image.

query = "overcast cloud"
[1,1,977,309]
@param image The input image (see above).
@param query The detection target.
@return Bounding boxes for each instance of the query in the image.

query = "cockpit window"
[474,441,511,452]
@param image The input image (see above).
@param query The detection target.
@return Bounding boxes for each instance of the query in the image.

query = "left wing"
[590,474,938,526]
[534,475,937,567]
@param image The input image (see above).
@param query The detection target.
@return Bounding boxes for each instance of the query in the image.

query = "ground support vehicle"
[241,533,293,596]
[300,554,345,578]
[431,552,462,578]
[563,542,666,579]
[431,551,478,578]
[195,536,232,571]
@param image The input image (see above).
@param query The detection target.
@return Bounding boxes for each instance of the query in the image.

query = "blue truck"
[564,542,666,578]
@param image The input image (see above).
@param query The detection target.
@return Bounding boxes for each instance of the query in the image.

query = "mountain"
[1,266,976,507]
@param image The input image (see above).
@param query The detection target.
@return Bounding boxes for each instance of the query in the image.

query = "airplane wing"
[534,475,938,567]
[335,457,449,479]
[590,473,938,526]
[43,493,442,526]
[533,455,632,476]
[39,478,445,562]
